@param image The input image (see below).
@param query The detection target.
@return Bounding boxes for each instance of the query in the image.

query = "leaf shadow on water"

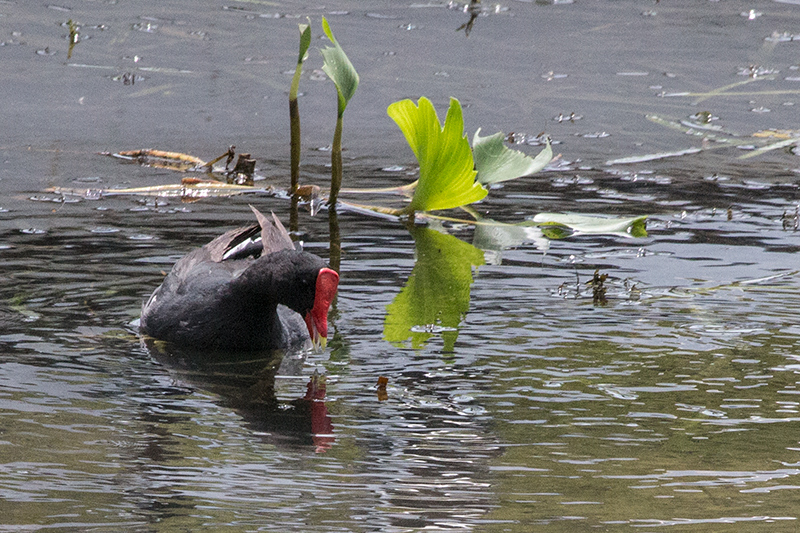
[141,338,334,453]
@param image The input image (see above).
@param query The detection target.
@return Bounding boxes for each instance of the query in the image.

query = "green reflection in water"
[384,226,485,351]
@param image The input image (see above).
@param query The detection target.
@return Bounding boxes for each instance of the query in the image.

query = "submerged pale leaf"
[471,219,549,264]
[605,147,702,166]
[532,213,648,238]
[737,137,800,160]
[321,16,359,115]
[473,129,552,185]
[387,97,487,213]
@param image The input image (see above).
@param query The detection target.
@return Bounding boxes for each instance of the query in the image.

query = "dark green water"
[1,1,800,531]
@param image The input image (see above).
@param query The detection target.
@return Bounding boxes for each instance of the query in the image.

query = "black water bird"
[140,207,339,351]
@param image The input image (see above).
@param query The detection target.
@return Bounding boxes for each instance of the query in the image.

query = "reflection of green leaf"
[321,16,359,116]
[387,97,488,213]
[473,129,552,185]
[384,227,485,351]
[532,213,648,238]
[469,215,549,264]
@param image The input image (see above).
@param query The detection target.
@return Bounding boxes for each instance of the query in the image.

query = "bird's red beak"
[304,267,339,351]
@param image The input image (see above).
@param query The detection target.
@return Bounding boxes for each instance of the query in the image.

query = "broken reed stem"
[289,97,301,195]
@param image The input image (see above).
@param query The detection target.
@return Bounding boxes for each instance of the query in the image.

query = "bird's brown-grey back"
[249,206,295,255]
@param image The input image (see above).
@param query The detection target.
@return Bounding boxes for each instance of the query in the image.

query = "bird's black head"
[233,249,339,348]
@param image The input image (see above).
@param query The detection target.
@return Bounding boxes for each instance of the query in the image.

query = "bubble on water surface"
[309,69,327,81]
[737,65,778,77]
[576,132,611,139]
[410,324,458,334]
[595,385,639,400]
[129,234,156,241]
[72,176,103,184]
[366,12,399,19]
[553,112,582,123]
[89,226,121,234]
[741,9,762,19]
[765,31,798,42]
[552,175,594,187]
[542,71,568,81]
[132,22,158,33]
[29,195,78,203]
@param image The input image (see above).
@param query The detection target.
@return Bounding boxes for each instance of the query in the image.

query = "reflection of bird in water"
[139,206,338,352]
[138,206,337,450]
[143,340,334,452]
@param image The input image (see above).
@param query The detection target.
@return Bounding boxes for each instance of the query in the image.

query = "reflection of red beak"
[304,268,339,350]
[305,373,334,453]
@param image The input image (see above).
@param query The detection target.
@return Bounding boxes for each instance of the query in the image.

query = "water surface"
[2,1,800,531]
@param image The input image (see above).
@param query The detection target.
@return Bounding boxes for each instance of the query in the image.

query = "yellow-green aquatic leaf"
[472,129,552,185]
[321,16,359,116]
[384,226,485,351]
[387,97,487,213]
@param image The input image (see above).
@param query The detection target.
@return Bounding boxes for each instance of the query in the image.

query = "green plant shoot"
[387,97,487,214]
[289,23,311,194]
[472,129,553,185]
[320,16,359,206]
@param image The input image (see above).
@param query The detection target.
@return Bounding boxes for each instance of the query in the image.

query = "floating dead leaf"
[295,184,320,199]
[376,376,389,401]
[49,181,271,200]
[110,149,207,171]
[751,129,799,140]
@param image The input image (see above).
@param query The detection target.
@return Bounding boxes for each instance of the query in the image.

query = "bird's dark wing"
[163,208,295,287]
[206,224,261,263]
